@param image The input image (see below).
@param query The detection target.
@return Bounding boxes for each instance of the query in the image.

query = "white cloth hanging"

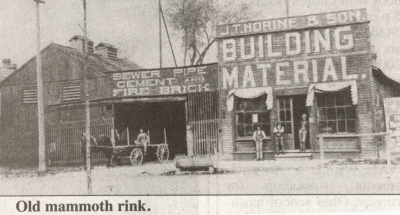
[306,80,358,106]
[226,87,273,111]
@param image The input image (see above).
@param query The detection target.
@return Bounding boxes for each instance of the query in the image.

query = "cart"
[92,128,169,166]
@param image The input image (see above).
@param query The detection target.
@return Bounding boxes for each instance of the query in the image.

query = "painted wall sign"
[218,9,371,90]
[217,9,368,38]
[221,55,368,89]
[111,64,218,97]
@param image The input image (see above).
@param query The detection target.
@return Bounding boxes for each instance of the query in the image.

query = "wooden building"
[0,36,142,167]
[216,9,400,160]
[0,35,219,167]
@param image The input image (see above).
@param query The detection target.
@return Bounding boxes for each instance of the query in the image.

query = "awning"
[306,80,358,107]
[227,87,273,111]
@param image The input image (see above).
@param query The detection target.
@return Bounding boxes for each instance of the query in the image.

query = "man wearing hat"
[253,126,267,160]
[299,113,309,152]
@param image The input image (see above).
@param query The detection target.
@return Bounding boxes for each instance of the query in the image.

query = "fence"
[192,119,219,155]
[187,91,219,155]
[47,118,114,166]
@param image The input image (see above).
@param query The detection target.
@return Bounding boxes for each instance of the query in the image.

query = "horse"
[81,134,113,169]
[80,129,127,169]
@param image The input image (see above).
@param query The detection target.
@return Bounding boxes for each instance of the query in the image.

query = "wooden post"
[319,135,324,160]
[127,127,130,145]
[111,129,115,147]
[386,134,392,171]
[164,128,167,145]
[158,0,162,68]
[187,125,194,156]
[285,0,289,17]
[82,0,92,195]
[34,0,46,173]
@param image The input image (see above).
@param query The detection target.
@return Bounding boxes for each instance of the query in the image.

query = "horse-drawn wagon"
[82,128,169,167]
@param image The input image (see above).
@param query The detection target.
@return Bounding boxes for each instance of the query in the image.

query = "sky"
[1,0,400,81]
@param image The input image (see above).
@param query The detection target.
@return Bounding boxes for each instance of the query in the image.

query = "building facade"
[0,35,219,167]
[0,36,142,167]
[217,9,400,160]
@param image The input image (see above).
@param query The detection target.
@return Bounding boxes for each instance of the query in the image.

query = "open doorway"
[114,101,187,159]
[293,95,309,150]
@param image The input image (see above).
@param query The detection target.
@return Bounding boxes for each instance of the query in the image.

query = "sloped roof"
[372,65,400,89]
[69,35,94,43]
[0,43,142,85]
[52,43,142,73]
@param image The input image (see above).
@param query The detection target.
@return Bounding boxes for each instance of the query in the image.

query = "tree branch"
[196,38,216,65]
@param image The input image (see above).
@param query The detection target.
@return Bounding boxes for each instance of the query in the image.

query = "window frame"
[277,97,293,134]
[234,95,271,140]
[316,90,357,134]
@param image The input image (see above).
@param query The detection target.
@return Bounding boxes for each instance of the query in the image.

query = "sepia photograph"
[1,0,400,213]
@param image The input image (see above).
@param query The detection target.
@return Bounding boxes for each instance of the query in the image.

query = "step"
[274,153,313,161]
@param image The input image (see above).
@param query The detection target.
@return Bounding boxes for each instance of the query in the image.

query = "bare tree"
[166,0,257,65]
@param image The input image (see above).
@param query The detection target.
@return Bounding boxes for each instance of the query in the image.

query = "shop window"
[317,91,356,133]
[278,97,292,134]
[235,96,270,138]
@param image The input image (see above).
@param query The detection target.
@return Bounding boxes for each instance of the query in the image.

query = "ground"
[1,159,400,195]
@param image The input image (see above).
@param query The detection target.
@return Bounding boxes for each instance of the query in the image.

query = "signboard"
[384,98,400,149]
[217,9,371,90]
[217,9,368,38]
[111,64,218,97]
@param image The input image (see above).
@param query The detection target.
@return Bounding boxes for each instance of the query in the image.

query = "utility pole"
[286,0,289,17]
[34,0,46,173]
[159,0,162,68]
[82,0,92,194]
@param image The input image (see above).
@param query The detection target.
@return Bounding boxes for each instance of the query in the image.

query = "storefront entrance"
[114,101,187,159]
[277,96,309,150]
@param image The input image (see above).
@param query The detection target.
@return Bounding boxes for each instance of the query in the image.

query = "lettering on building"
[111,65,217,97]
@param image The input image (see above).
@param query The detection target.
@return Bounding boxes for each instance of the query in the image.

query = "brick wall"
[217,22,374,160]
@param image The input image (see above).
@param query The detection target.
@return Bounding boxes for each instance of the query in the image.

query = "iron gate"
[46,118,114,166]
[187,91,219,155]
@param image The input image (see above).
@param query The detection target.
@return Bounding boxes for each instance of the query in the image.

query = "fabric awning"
[226,87,273,111]
[306,80,358,107]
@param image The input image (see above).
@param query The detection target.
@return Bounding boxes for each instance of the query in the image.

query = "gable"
[0,43,113,87]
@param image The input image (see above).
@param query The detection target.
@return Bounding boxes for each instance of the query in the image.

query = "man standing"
[274,122,285,155]
[253,126,267,160]
[299,114,309,152]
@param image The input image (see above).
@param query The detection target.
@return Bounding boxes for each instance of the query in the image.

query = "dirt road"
[1,161,400,195]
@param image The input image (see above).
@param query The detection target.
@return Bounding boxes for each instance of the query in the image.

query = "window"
[22,87,37,104]
[235,95,270,138]
[317,90,356,133]
[278,97,292,134]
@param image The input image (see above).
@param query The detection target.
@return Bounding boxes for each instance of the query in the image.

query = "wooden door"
[277,97,295,150]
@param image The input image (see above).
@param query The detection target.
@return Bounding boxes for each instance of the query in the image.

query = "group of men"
[253,113,309,161]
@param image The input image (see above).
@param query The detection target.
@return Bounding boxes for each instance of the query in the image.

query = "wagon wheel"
[157,144,169,163]
[130,148,143,166]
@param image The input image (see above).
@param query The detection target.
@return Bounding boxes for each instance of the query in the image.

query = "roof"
[95,42,115,49]
[372,66,400,89]
[69,35,94,43]
[0,43,142,85]
[51,43,142,72]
